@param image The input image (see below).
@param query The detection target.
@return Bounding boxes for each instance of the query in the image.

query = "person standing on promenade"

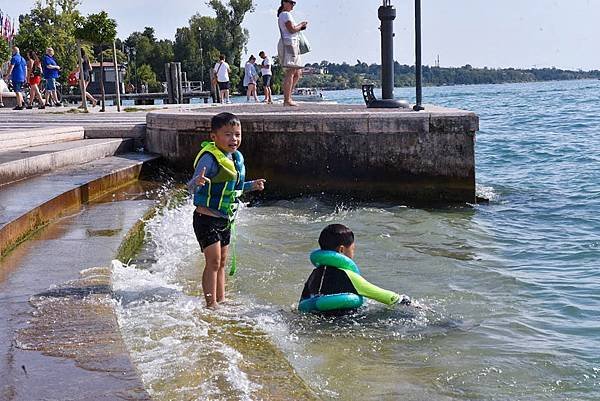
[277,0,307,106]
[80,49,97,107]
[258,51,273,104]
[26,50,46,109]
[3,46,27,110]
[188,112,266,308]
[42,47,61,107]
[243,55,259,102]
[213,54,231,104]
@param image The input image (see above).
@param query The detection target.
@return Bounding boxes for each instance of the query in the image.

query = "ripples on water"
[114,80,600,400]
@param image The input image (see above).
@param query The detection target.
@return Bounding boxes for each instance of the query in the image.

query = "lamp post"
[363,0,409,108]
[198,27,204,92]
[200,47,204,91]
[380,0,395,101]
[131,48,137,93]
[413,0,424,111]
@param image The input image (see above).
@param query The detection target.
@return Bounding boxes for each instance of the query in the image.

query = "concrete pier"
[146,103,478,205]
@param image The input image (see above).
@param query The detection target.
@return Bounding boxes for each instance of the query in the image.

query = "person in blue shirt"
[42,47,62,107]
[3,46,27,110]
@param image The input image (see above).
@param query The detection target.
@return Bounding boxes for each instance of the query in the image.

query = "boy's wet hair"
[211,112,241,132]
[319,224,354,251]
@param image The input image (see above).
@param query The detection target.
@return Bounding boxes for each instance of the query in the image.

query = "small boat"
[293,87,324,101]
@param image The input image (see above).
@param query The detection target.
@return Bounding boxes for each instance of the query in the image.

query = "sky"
[2,0,599,70]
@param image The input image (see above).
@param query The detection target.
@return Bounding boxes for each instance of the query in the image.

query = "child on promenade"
[188,112,266,308]
[299,224,411,314]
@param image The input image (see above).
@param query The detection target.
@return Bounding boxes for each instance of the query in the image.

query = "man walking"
[42,47,61,107]
[3,46,27,110]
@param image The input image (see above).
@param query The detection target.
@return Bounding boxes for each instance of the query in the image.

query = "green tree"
[0,40,10,63]
[124,28,174,82]
[188,14,221,88]
[15,0,83,81]
[271,56,284,94]
[208,0,254,88]
[137,63,156,84]
[101,48,127,64]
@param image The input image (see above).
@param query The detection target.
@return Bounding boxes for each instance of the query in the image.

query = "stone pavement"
[0,103,210,132]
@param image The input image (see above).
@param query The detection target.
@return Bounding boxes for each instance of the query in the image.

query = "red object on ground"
[67,71,79,86]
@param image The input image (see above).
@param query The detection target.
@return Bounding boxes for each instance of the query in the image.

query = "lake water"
[113,80,600,400]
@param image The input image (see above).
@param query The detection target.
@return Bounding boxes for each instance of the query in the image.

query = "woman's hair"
[319,224,355,251]
[27,50,39,62]
[249,55,256,61]
[277,1,285,16]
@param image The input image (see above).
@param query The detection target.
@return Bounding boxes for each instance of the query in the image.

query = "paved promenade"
[0,104,206,131]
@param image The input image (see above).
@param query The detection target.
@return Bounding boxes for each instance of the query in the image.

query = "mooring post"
[165,63,173,104]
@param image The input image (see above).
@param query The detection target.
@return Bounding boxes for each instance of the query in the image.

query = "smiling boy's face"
[211,123,242,153]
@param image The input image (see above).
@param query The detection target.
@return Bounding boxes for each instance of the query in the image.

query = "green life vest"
[309,250,401,306]
[193,141,245,218]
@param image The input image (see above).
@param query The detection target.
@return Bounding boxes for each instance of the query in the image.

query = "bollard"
[165,62,184,104]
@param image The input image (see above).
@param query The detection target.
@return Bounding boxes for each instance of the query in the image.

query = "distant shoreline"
[298,64,600,90]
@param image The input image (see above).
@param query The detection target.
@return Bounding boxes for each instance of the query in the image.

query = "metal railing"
[183,81,204,93]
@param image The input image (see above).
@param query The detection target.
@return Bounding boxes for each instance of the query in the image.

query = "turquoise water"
[114,80,600,400]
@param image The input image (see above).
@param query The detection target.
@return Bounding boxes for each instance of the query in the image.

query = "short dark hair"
[211,112,241,132]
[219,54,225,60]
[319,224,354,251]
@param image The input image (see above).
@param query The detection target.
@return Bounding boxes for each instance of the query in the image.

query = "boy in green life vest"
[188,112,266,308]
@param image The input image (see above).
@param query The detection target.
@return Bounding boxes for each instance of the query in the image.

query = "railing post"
[112,40,122,112]
[413,0,424,111]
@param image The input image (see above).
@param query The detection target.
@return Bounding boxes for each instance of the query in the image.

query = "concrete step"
[0,138,133,186]
[0,152,159,257]
[0,126,85,151]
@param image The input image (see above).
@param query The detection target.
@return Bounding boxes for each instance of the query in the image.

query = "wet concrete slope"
[0,183,157,401]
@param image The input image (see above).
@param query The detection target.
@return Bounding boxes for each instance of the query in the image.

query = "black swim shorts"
[193,213,231,251]
[218,81,230,90]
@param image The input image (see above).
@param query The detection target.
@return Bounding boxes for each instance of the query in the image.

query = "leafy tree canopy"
[0,40,10,62]
[74,11,117,45]
[15,0,83,77]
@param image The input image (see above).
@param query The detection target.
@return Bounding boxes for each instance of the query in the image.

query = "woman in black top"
[80,49,97,107]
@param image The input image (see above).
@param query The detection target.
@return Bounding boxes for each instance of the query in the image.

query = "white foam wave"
[476,184,500,202]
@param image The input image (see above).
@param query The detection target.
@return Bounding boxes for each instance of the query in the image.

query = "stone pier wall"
[146,104,478,205]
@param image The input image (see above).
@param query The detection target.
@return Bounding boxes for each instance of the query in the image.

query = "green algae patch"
[124,107,160,113]
[0,220,49,260]
[115,208,155,263]
[86,228,122,237]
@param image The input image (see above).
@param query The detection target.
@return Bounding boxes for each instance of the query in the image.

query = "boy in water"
[188,112,266,308]
[300,224,411,313]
